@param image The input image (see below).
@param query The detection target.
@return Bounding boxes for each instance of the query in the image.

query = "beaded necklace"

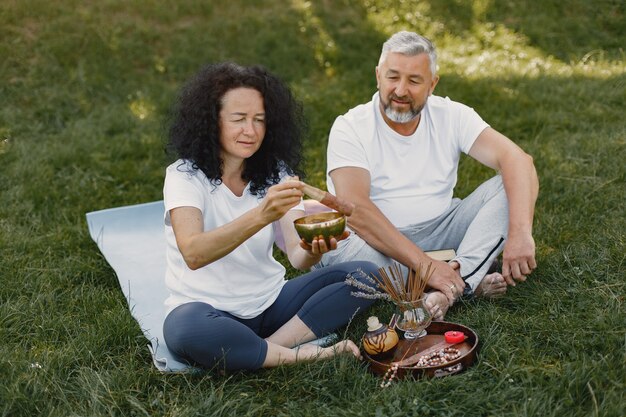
[379,345,462,387]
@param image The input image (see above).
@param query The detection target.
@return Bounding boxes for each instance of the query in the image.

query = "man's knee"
[482,175,505,195]
[477,176,508,212]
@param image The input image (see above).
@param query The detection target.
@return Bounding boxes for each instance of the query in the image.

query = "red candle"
[444,331,465,344]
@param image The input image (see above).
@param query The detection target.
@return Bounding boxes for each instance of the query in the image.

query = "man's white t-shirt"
[326,93,489,228]
[163,159,303,319]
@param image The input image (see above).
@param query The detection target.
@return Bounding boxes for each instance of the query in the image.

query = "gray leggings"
[163,261,377,371]
[317,176,508,292]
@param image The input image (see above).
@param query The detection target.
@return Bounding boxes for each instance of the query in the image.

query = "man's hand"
[424,259,466,304]
[501,231,536,285]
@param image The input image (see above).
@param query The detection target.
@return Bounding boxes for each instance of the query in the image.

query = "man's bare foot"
[424,291,449,321]
[295,340,362,361]
[474,272,508,298]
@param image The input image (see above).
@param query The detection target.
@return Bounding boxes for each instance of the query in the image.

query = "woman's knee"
[163,302,267,370]
[333,260,380,278]
[356,260,380,277]
[163,303,221,362]
[342,261,380,304]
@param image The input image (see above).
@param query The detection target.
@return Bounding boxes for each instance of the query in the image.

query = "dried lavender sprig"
[345,275,380,294]
[350,267,381,287]
[350,291,392,301]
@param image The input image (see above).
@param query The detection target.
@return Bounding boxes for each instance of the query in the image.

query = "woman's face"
[218,87,266,166]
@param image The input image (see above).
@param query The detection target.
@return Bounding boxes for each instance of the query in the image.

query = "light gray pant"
[315,176,509,294]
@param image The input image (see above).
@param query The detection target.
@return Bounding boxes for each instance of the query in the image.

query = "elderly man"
[316,31,538,319]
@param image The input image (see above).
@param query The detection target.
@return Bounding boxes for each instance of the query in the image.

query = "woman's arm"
[172,180,305,270]
[170,205,268,270]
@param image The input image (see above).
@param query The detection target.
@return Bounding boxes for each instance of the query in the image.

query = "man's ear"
[429,75,440,95]
[375,66,380,88]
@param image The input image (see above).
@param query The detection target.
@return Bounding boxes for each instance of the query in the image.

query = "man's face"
[376,52,439,124]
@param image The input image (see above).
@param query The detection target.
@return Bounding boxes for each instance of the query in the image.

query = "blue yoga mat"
[86,201,190,372]
[86,200,336,372]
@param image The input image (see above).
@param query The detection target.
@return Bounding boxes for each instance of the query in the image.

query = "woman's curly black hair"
[167,62,306,196]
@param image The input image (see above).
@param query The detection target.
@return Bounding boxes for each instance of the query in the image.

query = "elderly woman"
[162,62,377,371]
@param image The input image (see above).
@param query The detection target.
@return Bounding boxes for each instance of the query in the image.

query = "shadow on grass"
[353,0,625,62]
[483,0,625,62]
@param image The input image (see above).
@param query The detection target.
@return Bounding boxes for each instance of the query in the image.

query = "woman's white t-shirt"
[326,93,489,228]
[163,159,303,319]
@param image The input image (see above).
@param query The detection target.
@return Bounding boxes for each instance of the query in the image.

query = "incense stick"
[370,262,434,304]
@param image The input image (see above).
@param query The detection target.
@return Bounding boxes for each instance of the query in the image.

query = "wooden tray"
[363,321,479,379]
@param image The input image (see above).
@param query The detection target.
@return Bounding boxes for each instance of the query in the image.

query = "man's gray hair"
[378,31,437,76]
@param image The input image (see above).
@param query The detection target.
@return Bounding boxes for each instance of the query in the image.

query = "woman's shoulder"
[166,159,209,184]
[167,158,192,171]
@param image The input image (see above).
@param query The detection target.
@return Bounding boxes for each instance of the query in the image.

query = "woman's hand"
[298,230,350,255]
[257,180,304,224]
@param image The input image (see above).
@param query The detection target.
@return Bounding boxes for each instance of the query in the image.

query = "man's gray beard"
[383,103,423,123]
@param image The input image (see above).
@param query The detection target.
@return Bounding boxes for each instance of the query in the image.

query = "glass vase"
[395,298,432,340]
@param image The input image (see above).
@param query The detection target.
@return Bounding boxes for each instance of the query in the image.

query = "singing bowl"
[293,212,346,245]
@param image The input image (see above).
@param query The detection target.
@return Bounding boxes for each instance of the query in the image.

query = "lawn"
[1,0,624,416]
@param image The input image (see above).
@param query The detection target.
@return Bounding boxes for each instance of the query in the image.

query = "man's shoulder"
[428,94,457,108]
[427,95,474,114]
[335,94,376,125]
[331,95,377,143]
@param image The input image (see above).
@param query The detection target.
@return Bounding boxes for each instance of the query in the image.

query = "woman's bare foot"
[474,272,508,298]
[424,291,449,321]
[295,339,361,361]
[327,340,362,360]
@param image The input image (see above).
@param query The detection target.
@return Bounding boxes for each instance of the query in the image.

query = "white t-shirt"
[327,93,489,228]
[163,159,303,319]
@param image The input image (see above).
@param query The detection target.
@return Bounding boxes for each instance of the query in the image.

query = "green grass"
[1,0,624,416]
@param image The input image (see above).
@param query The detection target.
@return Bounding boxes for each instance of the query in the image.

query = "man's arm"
[330,167,465,303]
[468,127,539,284]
